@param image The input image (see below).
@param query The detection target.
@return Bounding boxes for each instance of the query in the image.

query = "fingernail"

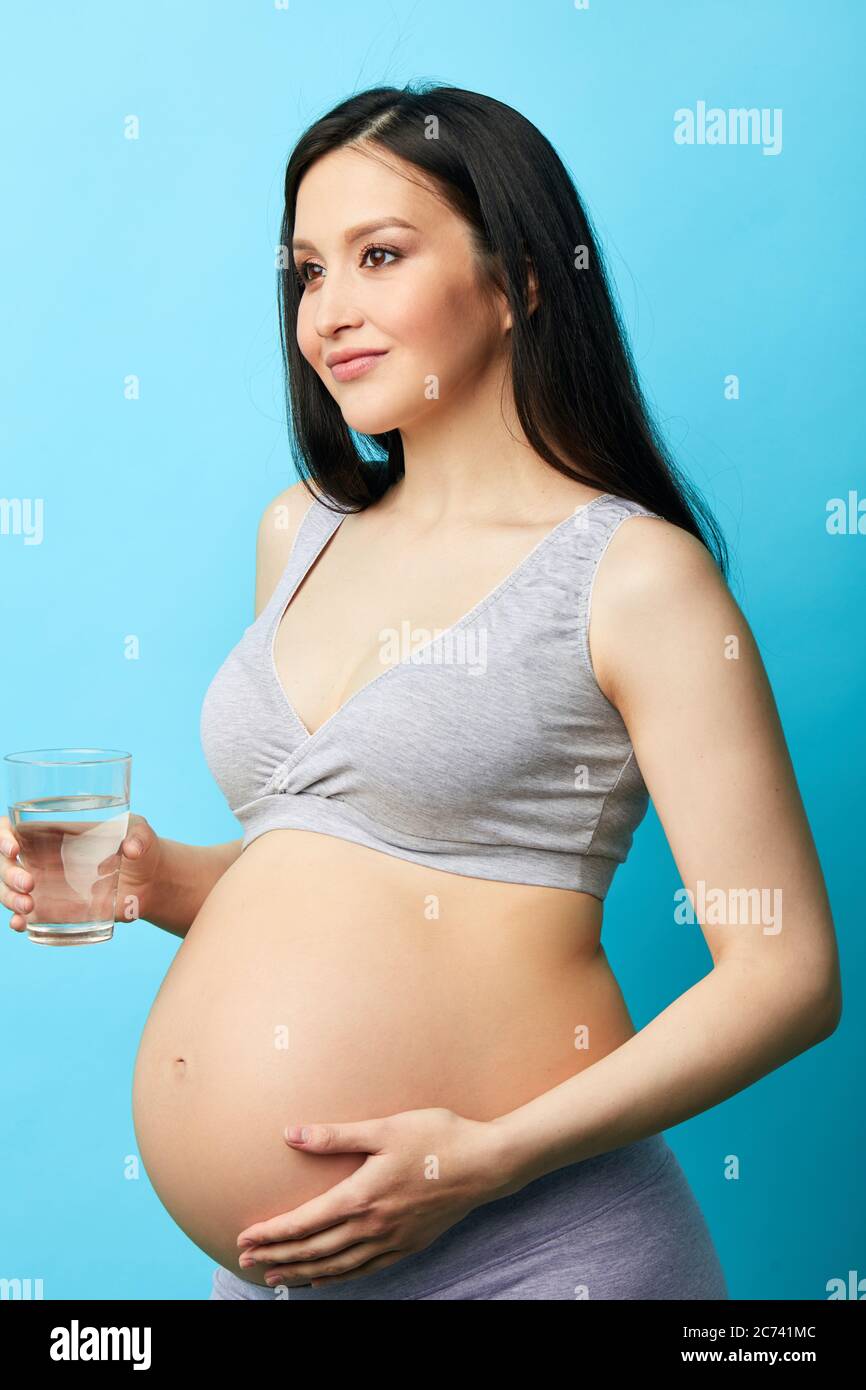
[127,838,143,854]
[1,839,15,857]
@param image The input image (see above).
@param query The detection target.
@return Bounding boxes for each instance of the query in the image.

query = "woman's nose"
[313,271,364,339]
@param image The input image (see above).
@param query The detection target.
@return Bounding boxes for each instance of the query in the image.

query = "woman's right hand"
[1,812,164,932]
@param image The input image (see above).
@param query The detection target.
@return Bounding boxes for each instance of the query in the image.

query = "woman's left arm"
[490,515,842,1191]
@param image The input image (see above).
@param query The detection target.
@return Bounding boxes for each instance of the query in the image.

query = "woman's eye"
[359,243,400,270]
[294,243,400,290]
[295,263,318,288]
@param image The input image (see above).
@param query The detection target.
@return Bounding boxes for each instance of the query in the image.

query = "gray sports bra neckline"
[268,490,616,746]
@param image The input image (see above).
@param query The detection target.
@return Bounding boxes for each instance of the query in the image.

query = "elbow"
[785,937,843,1044]
[766,957,843,1048]
[805,972,843,1043]
[731,951,843,1043]
[819,986,843,1040]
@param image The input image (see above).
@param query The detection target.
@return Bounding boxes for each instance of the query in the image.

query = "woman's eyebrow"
[292,217,419,253]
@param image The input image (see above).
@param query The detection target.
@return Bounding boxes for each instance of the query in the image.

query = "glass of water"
[3,748,132,946]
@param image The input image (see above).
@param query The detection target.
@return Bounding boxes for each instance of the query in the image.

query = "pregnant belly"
[131,831,633,1287]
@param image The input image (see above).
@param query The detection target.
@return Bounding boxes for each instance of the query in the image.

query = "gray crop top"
[200,490,662,899]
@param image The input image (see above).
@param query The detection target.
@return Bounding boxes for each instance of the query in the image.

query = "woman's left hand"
[235,1106,514,1289]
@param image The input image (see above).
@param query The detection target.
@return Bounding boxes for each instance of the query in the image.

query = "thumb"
[122,815,157,859]
[284,1120,383,1153]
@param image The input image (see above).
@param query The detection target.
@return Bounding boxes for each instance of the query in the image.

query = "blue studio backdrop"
[0,0,862,1301]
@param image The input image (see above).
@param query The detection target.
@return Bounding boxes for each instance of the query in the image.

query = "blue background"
[1,0,862,1301]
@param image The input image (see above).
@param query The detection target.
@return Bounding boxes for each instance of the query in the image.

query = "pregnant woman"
[3,83,841,1300]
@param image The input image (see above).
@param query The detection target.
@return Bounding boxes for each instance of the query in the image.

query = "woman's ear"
[525,260,540,316]
[502,258,540,331]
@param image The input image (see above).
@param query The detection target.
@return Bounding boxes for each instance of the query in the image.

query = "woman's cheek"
[296,319,316,367]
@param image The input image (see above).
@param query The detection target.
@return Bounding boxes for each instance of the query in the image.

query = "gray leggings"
[208,1132,728,1300]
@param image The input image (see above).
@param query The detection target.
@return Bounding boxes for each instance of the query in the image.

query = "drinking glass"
[3,748,132,945]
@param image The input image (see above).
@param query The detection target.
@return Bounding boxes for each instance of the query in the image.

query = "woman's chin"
[338,403,404,434]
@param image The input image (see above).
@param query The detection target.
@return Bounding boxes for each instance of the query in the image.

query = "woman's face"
[292,144,509,436]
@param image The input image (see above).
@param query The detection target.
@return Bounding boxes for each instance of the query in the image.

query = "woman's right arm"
[140,480,312,939]
[4,482,313,942]
[144,482,313,937]
[1,815,242,942]
[137,836,243,939]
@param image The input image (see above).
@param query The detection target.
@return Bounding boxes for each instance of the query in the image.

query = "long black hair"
[277,81,729,578]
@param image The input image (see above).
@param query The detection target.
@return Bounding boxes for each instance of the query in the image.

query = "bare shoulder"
[254,479,321,619]
[588,511,740,711]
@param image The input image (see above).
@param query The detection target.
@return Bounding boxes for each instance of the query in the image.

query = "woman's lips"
[329,352,388,382]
